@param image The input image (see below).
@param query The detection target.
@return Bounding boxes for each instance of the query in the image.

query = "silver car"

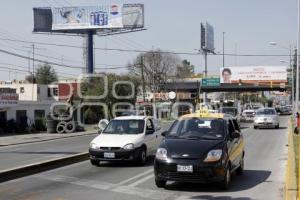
[253,108,279,129]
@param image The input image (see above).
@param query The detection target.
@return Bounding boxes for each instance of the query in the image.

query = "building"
[0,81,58,126]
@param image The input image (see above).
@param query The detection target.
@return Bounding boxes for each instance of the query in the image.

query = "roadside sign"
[201,78,220,86]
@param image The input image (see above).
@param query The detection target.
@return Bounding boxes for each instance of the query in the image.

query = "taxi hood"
[163,138,224,159]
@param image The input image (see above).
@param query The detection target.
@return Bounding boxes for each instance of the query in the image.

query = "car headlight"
[123,143,134,150]
[90,143,99,149]
[204,149,223,162]
[156,148,168,161]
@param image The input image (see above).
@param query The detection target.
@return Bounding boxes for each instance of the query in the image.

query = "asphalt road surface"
[0,134,97,170]
[0,117,288,200]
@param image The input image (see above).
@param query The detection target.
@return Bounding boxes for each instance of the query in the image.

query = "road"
[0,134,97,171]
[0,122,171,171]
[0,117,288,200]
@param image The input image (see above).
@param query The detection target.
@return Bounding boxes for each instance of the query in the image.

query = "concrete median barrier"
[285,119,298,200]
[0,152,89,183]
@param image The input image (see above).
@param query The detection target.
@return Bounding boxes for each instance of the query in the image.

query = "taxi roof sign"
[180,109,224,120]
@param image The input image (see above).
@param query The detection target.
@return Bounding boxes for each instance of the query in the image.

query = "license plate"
[104,152,115,158]
[177,165,193,173]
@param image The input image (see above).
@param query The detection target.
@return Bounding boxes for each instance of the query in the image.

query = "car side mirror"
[98,119,109,133]
[146,129,155,135]
[231,131,240,139]
[161,131,168,137]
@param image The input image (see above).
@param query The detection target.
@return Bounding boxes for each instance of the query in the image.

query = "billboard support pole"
[203,50,208,105]
[87,31,94,74]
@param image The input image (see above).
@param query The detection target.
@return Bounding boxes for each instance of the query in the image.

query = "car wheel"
[137,147,147,166]
[219,166,231,190]
[236,157,244,175]
[275,124,279,129]
[253,126,258,129]
[90,159,100,166]
[155,178,166,188]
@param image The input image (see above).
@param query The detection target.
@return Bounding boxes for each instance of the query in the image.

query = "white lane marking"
[111,185,176,200]
[35,174,114,190]
[127,174,154,187]
[116,168,154,186]
[35,173,180,200]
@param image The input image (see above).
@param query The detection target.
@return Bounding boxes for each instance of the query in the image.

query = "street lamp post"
[269,42,295,113]
[297,0,300,113]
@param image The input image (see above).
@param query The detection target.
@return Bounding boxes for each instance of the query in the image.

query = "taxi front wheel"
[155,178,166,188]
[236,157,244,175]
[219,167,231,190]
[90,159,100,166]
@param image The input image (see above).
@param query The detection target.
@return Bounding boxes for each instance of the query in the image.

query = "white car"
[240,109,256,122]
[89,116,162,166]
[253,108,279,129]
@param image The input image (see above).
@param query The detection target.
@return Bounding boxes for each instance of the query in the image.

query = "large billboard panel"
[220,66,287,84]
[52,5,123,30]
[33,4,144,33]
[201,22,214,52]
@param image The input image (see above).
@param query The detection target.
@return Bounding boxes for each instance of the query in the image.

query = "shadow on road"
[189,195,251,200]
[256,127,287,130]
[165,169,271,193]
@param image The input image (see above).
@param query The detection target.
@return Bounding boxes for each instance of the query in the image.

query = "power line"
[0,47,129,70]
[0,37,292,57]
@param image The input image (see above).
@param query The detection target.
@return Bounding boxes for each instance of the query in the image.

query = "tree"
[36,63,58,84]
[25,73,36,83]
[128,50,181,92]
[80,73,141,119]
[176,59,195,78]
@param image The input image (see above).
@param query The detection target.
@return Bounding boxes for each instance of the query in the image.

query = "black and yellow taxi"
[154,110,244,189]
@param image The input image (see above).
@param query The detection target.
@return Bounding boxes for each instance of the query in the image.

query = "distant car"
[154,112,244,189]
[240,110,255,122]
[278,106,292,115]
[253,108,279,129]
[219,107,240,123]
[89,116,162,166]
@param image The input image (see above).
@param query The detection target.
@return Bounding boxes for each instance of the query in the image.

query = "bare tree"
[128,49,181,92]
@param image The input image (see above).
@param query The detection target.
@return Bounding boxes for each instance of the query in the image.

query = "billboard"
[33,4,144,33]
[201,22,214,52]
[220,66,287,84]
[0,88,18,107]
[52,5,123,30]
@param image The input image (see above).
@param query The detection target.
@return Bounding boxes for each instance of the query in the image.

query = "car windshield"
[220,108,237,116]
[167,118,225,140]
[256,109,276,115]
[102,119,145,134]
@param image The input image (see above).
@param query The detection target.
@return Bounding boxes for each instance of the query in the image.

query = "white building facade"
[0,81,58,125]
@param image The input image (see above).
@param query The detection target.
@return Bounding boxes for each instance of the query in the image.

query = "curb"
[0,152,89,183]
[285,118,298,200]
[0,132,97,147]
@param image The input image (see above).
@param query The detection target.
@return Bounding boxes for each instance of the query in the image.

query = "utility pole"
[27,51,31,73]
[32,44,35,76]
[140,55,146,102]
[296,0,300,112]
[222,32,225,68]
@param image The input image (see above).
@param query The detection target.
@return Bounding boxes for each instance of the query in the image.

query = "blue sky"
[0,0,297,81]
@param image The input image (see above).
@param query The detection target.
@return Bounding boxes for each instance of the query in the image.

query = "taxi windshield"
[103,119,145,134]
[167,118,225,140]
